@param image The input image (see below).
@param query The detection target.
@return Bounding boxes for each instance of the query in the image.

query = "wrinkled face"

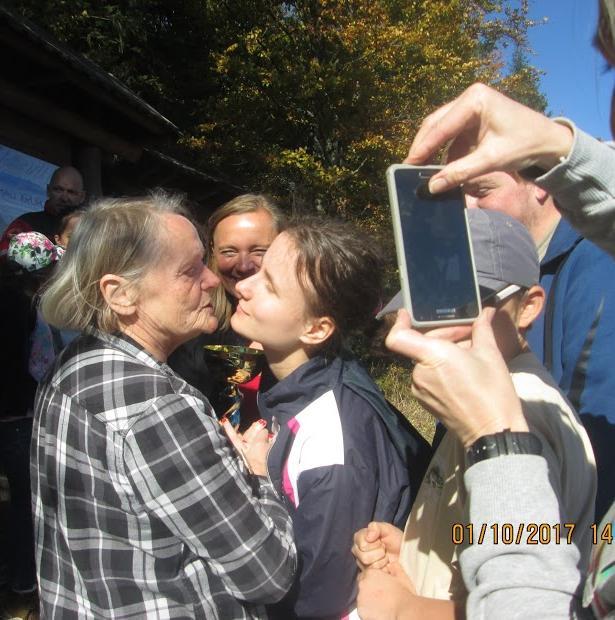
[47,170,85,215]
[212,210,278,298]
[135,213,220,353]
[463,172,538,239]
[231,232,311,355]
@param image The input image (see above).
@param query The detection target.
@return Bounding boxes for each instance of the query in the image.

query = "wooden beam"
[0,77,143,162]
[76,145,102,199]
[0,103,71,164]
[0,27,174,136]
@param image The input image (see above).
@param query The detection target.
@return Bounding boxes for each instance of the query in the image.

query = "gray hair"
[40,192,187,332]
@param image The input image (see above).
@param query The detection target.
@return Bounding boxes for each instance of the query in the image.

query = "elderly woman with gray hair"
[32,193,296,619]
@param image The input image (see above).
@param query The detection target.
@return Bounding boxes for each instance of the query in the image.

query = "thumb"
[365,522,382,544]
[469,307,499,351]
[221,418,244,453]
[385,310,443,363]
[428,148,491,193]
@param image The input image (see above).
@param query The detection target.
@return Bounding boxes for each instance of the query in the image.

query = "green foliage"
[9,0,547,252]
[8,0,547,422]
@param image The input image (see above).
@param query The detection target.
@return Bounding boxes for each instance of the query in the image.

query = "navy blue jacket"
[259,352,431,619]
[527,218,615,520]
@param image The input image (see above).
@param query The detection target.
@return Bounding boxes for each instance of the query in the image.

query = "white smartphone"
[386,164,481,327]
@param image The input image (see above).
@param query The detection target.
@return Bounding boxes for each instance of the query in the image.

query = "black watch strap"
[466,431,542,467]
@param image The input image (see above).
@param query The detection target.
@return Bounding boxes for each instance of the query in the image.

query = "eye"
[251,248,268,257]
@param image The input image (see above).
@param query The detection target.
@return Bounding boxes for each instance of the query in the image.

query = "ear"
[517,285,545,330]
[99,274,136,318]
[532,184,550,205]
[299,315,336,348]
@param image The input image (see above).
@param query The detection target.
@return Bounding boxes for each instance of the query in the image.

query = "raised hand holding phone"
[386,164,481,327]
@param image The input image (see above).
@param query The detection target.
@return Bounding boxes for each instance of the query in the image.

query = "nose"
[235,253,258,276]
[234,273,255,299]
[201,266,220,291]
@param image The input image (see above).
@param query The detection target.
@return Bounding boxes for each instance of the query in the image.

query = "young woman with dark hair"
[227,217,431,619]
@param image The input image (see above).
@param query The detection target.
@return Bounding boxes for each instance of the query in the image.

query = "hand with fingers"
[356,563,417,620]
[385,308,528,447]
[352,521,403,572]
[404,82,575,194]
[221,418,270,476]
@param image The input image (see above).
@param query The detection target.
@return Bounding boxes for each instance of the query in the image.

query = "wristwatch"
[466,430,542,467]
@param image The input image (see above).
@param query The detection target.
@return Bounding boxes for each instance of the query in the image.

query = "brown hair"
[595,0,615,67]
[207,193,285,331]
[285,217,384,352]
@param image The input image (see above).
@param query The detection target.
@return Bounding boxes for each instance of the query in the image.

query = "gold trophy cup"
[203,344,265,427]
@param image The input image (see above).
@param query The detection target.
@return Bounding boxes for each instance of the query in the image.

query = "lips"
[235,303,249,316]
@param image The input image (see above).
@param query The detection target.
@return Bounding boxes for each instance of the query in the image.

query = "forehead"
[52,170,83,190]
[264,231,294,259]
[465,171,519,191]
[262,233,300,277]
[262,233,314,314]
[160,213,203,257]
[213,210,276,245]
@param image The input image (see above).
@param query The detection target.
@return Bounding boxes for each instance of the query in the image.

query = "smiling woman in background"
[168,193,284,422]
[208,194,284,331]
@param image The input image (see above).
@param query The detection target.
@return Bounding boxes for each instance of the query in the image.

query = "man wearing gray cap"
[352,209,596,618]
[463,171,615,523]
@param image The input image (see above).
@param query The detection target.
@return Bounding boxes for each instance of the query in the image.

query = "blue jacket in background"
[527,217,615,521]
[259,351,432,619]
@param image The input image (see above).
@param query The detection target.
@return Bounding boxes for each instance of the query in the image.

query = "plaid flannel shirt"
[31,331,296,619]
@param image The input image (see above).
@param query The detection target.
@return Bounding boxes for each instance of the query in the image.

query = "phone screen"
[391,167,480,324]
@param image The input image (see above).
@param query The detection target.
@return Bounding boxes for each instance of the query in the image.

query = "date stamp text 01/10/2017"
[451,522,613,546]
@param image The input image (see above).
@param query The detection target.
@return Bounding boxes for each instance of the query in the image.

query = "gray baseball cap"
[377,208,539,318]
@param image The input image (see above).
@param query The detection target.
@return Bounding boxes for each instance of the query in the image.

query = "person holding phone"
[385,165,481,327]
[227,217,432,619]
[353,2,615,617]
[353,209,596,618]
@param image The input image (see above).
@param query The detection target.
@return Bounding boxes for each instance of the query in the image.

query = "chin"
[230,312,252,339]
[204,316,219,334]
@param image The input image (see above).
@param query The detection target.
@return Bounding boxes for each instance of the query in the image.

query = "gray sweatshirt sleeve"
[460,455,588,619]
[537,123,615,257]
